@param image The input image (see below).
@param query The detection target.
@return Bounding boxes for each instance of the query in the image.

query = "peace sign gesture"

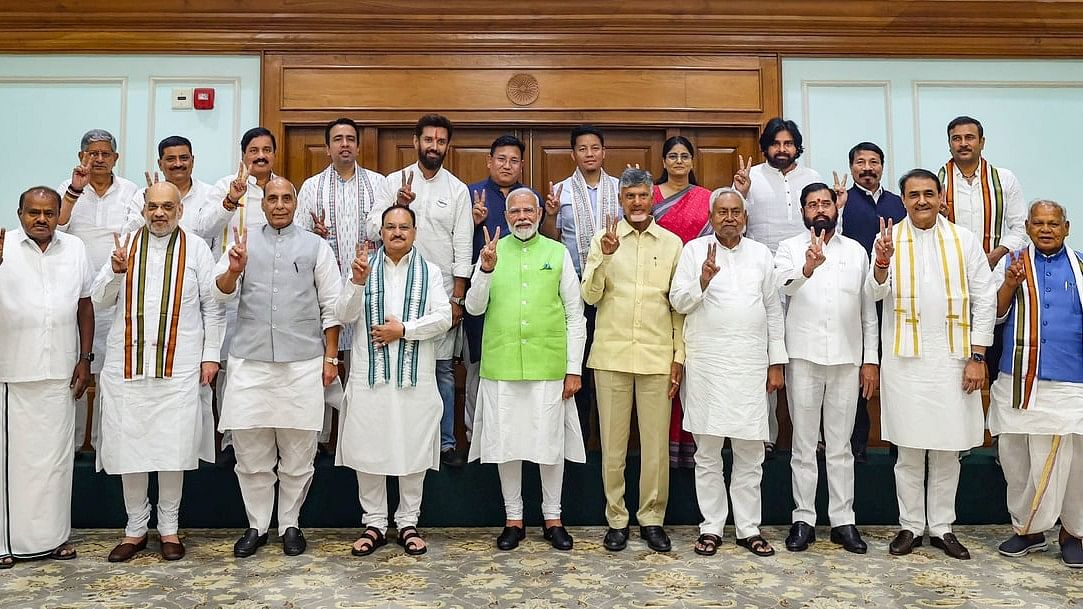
[351,241,372,285]
[600,213,620,255]
[832,170,850,210]
[396,171,416,207]
[0,227,6,267]
[71,154,92,191]
[733,154,752,197]
[111,232,132,273]
[700,242,720,290]
[144,171,162,188]
[226,161,249,209]
[545,182,563,218]
[228,225,249,273]
[803,227,826,277]
[310,207,329,238]
[1004,250,1027,290]
[479,226,501,272]
[472,189,488,226]
[874,217,894,264]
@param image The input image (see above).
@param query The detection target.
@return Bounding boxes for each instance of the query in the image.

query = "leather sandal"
[0,556,13,569]
[351,526,387,557]
[737,535,775,557]
[694,533,722,556]
[396,526,427,556]
[50,543,77,561]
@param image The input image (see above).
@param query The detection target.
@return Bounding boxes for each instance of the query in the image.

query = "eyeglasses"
[493,156,522,167]
[665,154,692,162]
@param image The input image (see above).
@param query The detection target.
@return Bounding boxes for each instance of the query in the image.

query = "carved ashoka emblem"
[506,73,540,106]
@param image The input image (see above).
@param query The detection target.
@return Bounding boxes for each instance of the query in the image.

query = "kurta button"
[522,283,528,288]
[272,306,278,311]
[1046,287,1052,292]
[273,288,279,293]
[522,300,527,305]
[521,339,527,344]
[276,253,281,258]
[272,324,277,329]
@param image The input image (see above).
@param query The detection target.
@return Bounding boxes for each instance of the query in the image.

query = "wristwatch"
[969,353,986,363]
[449,296,465,306]
[79,352,94,363]
[324,356,340,366]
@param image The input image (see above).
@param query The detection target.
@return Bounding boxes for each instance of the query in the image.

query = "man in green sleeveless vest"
[465,188,587,551]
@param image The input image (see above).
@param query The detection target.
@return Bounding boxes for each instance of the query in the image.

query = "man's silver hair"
[710,186,747,210]
[619,167,653,191]
[1029,198,1068,222]
[80,129,117,152]
[506,187,540,208]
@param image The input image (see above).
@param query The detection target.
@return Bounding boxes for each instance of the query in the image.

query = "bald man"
[214,177,342,558]
[92,182,224,562]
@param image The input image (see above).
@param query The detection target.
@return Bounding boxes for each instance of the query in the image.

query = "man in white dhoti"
[214,177,342,558]
[335,206,451,557]
[670,187,786,558]
[867,168,996,560]
[465,188,586,551]
[989,200,1083,568]
[0,186,93,569]
[774,182,878,554]
[92,182,223,562]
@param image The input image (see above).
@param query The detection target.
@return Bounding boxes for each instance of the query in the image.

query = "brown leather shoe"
[161,540,185,561]
[107,536,148,563]
[931,533,971,560]
[888,530,922,556]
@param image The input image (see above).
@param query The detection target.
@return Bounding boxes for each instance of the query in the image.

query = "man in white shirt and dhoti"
[989,199,1083,568]
[868,168,996,560]
[0,187,93,569]
[670,187,787,558]
[92,182,223,562]
[466,188,586,552]
[214,177,342,558]
[335,205,451,557]
[774,182,878,554]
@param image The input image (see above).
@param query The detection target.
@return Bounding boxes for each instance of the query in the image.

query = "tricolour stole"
[939,158,1005,252]
[123,227,187,380]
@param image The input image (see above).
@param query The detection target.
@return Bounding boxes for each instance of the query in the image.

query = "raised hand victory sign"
[544,182,563,218]
[226,161,248,211]
[803,227,826,277]
[479,226,501,272]
[472,189,488,226]
[111,232,132,273]
[700,242,720,290]
[874,217,894,266]
[351,241,372,285]
[228,226,248,273]
[1003,250,1027,290]
[310,207,329,238]
[0,227,5,267]
[600,213,620,255]
[396,171,416,206]
[832,170,850,210]
[733,154,752,196]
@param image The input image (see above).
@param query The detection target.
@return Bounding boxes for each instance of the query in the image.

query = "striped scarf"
[364,247,429,388]
[892,216,971,359]
[939,158,1005,252]
[1008,247,1083,409]
[314,164,378,272]
[570,168,620,270]
[123,227,187,380]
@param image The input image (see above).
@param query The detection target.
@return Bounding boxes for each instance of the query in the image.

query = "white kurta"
[131,178,214,237]
[334,255,452,476]
[92,229,224,474]
[743,163,822,254]
[464,246,588,465]
[947,161,1026,252]
[367,163,473,360]
[671,235,788,441]
[867,221,996,451]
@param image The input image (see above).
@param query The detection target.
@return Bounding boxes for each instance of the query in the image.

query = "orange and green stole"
[939,158,1005,252]
[123,227,188,380]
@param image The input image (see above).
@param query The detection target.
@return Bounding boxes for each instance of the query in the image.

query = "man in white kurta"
[466,188,587,552]
[92,182,223,563]
[867,169,995,560]
[774,182,878,555]
[0,187,93,569]
[988,200,1083,568]
[133,135,214,236]
[367,115,472,465]
[214,177,342,558]
[670,187,787,558]
[335,206,452,556]
[57,129,143,450]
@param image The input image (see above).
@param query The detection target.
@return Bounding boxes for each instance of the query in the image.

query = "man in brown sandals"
[669,188,787,558]
[0,187,94,568]
[335,205,451,557]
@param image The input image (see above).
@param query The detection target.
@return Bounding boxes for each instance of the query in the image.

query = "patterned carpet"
[2,526,1081,609]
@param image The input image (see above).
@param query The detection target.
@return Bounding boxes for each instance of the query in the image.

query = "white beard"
[512,224,538,240]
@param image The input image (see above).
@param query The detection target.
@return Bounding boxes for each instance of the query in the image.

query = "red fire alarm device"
[193,88,215,110]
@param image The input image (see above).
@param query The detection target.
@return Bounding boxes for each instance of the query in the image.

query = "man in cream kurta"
[335,206,452,557]
[466,188,586,552]
[581,168,683,553]
[867,169,995,560]
[670,187,787,558]
[93,182,223,563]
[367,114,472,465]
[0,187,93,569]
[988,200,1083,568]
[774,182,878,555]
[214,177,342,558]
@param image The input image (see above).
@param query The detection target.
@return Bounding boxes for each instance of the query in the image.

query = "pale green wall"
[782,58,1083,247]
[0,55,260,227]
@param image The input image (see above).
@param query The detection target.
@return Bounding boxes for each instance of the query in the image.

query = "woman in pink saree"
[653,136,712,468]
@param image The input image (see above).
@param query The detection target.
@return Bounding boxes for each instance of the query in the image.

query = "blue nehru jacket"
[841,184,907,255]
[999,247,1083,381]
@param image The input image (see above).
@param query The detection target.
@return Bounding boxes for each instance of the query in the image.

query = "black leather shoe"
[603,527,629,551]
[888,530,922,556]
[496,526,525,551]
[931,533,970,560]
[998,533,1047,557]
[639,526,672,552]
[282,527,306,556]
[440,448,465,468]
[1062,534,1083,568]
[543,525,573,551]
[829,525,868,554]
[785,521,816,552]
[233,528,268,558]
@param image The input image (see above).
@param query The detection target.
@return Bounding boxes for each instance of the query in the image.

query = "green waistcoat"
[480,234,568,381]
